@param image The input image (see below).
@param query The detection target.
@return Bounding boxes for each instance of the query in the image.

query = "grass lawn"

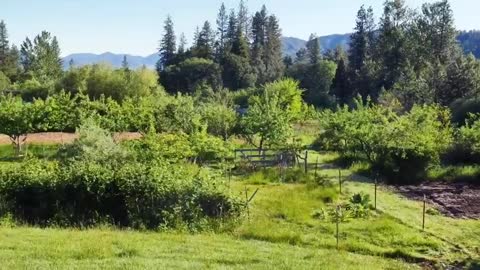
[0,227,414,270]
[0,152,478,269]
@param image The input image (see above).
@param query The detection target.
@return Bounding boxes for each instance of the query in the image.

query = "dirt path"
[395,182,480,219]
[0,132,142,145]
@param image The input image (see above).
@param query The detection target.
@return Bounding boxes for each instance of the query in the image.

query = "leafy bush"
[452,114,480,163]
[58,118,129,165]
[319,101,453,184]
[0,158,242,229]
[127,131,233,165]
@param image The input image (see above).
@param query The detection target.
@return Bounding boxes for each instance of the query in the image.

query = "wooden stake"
[422,194,426,231]
[314,157,319,178]
[336,205,340,249]
[339,170,342,194]
[245,187,250,220]
[374,178,377,210]
[304,151,308,173]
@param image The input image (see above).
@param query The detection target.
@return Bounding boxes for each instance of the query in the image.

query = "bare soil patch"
[395,182,480,219]
[0,132,142,145]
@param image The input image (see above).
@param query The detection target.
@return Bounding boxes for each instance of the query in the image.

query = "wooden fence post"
[374,178,377,210]
[339,170,342,194]
[336,205,340,249]
[304,151,308,173]
[245,187,250,220]
[422,194,426,231]
[314,157,319,178]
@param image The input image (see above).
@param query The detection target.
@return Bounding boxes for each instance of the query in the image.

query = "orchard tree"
[240,79,303,150]
[0,95,36,156]
[201,103,237,140]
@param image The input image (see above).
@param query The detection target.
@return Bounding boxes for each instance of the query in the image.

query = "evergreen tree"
[264,15,284,82]
[216,3,229,56]
[331,56,349,104]
[377,0,411,91]
[226,9,238,49]
[237,0,250,40]
[20,37,34,73]
[295,48,308,63]
[417,0,458,65]
[251,5,268,84]
[122,55,129,71]
[157,16,177,72]
[348,5,376,99]
[0,20,20,82]
[348,5,375,72]
[193,21,215,59]
[306,34,321,65]
[68,58,75,70]
[222,27,255,90]
[283,56,293,69]
[439,54,480,105]
[0,20,8,67]
[178,33,187,54]
[20,31,63,83]
[231,26,249,58]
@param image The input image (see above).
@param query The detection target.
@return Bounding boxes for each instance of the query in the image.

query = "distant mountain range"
[62,31,480,69]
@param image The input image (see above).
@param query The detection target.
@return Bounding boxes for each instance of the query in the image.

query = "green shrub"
[451,114,480,164]
[57,118,130,165]
[0,159,242,229]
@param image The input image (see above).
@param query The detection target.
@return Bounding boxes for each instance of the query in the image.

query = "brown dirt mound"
[396,182,480,219]
[0,132,142,145]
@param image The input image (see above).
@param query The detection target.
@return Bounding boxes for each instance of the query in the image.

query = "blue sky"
[2,0,479,56]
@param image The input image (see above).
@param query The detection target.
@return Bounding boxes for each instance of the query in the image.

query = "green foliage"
[287,59,336,108]
[0,71,10,90]
[451,114,480,164]
[239,79,305,149]
[58,118,129,165]
[127,132,193,163]
[162,58,222,94]
[0,94,37,155]
[13,77,52,101]
[20,31,62,84]
[200,102,237,140]
[189,130,233,163]
[319,102,453,183]
[0,158,241,229]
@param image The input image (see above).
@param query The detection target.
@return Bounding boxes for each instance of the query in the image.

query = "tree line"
[0,0,480,119]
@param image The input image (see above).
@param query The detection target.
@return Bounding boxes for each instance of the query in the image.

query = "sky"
[2,0,479,57]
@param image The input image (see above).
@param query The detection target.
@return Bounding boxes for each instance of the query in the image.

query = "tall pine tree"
[306,34,321,65]
[0,20,20,82]
[251,5,268,84]
[20,31,63,83]
[348,5,376,99]
[157,16,177,73]
[216,3,229,58]
[193,21,215,59]
[377,0,411,91]
[264,15,284,82]
[237,0,250,41]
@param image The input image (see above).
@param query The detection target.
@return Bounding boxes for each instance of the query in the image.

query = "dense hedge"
[0,159,241,229]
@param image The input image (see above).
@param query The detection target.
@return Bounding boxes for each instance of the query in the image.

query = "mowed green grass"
[0,227,414,270]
